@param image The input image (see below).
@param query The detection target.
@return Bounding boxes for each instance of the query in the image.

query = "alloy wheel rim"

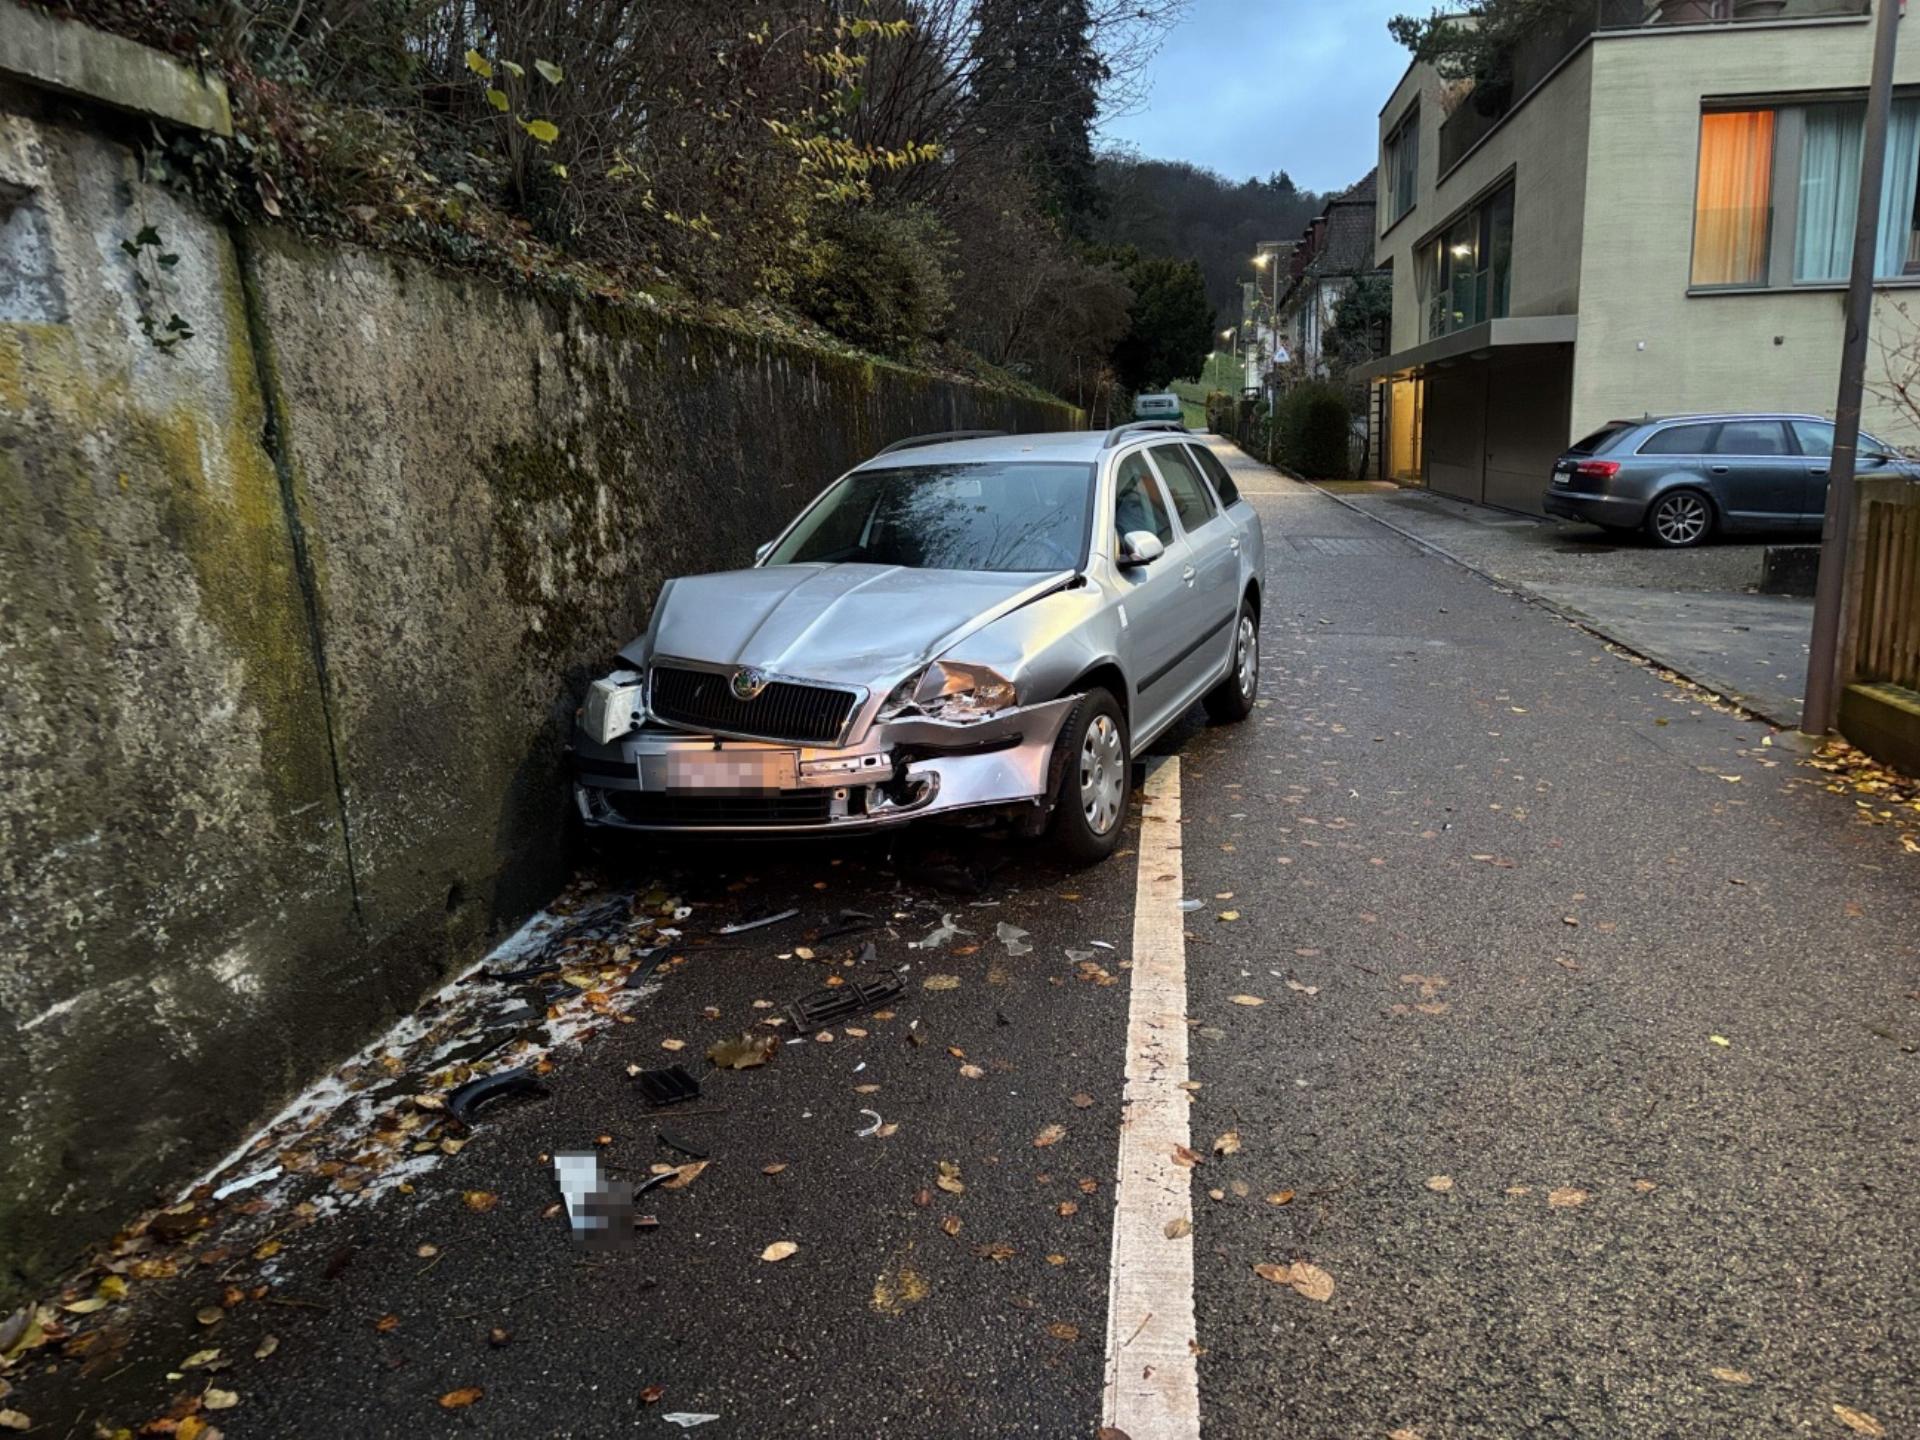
[1655,494,1707,544]
[1079,713,1125,835]
[1236,615,1259,700]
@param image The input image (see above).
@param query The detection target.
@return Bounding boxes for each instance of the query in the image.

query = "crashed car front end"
[570,656,1076,835]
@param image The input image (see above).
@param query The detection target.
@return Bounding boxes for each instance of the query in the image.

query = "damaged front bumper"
[570,697,1076,834]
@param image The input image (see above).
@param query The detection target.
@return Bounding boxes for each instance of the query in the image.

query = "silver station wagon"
[569,423,1265,863]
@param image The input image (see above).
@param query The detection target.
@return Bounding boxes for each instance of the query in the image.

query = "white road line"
[1101,757,1201,1439]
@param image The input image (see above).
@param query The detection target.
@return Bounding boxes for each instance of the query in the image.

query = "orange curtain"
[1692,111,1775,286]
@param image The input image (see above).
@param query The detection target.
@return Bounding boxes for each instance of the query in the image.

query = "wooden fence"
[1846,477,1920,691]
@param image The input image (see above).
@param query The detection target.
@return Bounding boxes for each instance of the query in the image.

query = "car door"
[1145,442,1239,696]
[1791,419,1902,529]
[1186,441,1262,586]
[1707,419,1800,529]
[1108,451,1194,738]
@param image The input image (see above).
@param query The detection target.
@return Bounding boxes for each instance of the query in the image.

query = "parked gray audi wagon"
[1544,412,1919,547]
[568,423,1265,864]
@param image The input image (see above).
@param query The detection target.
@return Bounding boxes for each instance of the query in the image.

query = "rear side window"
[1113,453,1175,547]
[1186,444,1242,507]
[1791,420,1834,457]
[1569,424,1630,456]
[1639,423,1718,456]
[1149,445,1219,531]
[1714,420,1790,455]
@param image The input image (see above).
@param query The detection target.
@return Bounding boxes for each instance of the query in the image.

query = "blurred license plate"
[642,749,798,793]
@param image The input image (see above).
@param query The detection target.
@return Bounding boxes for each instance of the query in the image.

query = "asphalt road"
[17,449,1918,1439]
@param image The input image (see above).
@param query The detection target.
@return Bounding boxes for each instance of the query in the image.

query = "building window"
[1385,106,1419,226]
[1419,183,1514,339]
[1690,98,1920,289]
[1692,110,1775,287]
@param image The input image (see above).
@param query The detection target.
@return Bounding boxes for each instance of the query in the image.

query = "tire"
[1645,488,1714,548]
[1045,688,1130,866]
[1203,600,1260,723]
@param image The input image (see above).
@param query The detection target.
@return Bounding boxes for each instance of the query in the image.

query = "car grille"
[648,665,858,745]
[603,789,838,828]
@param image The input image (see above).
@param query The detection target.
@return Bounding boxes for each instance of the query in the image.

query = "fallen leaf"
[1286,1261,1335,1302]
[0,1414,27,1433]
[1218,910,1241,922]
[1046,1254,1067,1266]
[1046,1322,1079,1342]
[1079,1178,1098,1194]
[1164,1216,1192,1239]
[1171,1145,1204,1168]
[1547,1186,1588,1209]
[1070,1093,1095,1109]
[374,1314,400,1333]
[760,1241,798,1262]
[659,1038,687,1052]
[181,1349,221,1370]
[1097,1430,1131,1440]
[1034,1124,1066,1148]
[958,1064,985,1080]
[439,1388,483,1409]
[1505,1185,1532,1197]
[936,1161,964,1194]
[640,1385,666,1404]
[974,1242,1016,1262]
[1388,1430,1423,1440]
[1252,1262,1289,1283]
[1265,1190,1295,1206]
[1632,1179,1657,1193]
[254,1335,278,1360]
[203,1389,239,1411]
[1709,1367,1753,1385]
[1425,1175,1454,1193]
[762,1163,788,1176]
[61,1297,109,1315]
[707,1032,778,1069]
[940,1216,963,1237]
[923,974,961,991]
[1709,1034,1731,1048]
[1228,994,1265,1007]
[463,1191,498,1213]
[660,1162,709,1190]
[1833,1406,1886,1436]
[1285,979,1319,996]
[1213,1131,1241,1156]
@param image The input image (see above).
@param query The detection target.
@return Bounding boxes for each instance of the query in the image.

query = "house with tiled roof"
[1275,171,1387,379]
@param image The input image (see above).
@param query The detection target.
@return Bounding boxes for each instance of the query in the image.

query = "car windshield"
[766,461,1095,573]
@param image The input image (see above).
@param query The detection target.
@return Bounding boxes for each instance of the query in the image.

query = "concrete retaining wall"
[0,86,1077,1295]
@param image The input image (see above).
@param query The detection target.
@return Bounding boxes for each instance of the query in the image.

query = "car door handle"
[1181,566,1196,586]
[1811,467,1829,477]
[1227,536,1241,551]
[1710,464,1730,474]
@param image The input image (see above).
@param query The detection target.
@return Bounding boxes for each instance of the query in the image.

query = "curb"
[1244,452,1801,733]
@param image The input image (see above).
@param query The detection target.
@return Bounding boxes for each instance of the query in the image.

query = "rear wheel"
[1045,688,1130,866]
[1204,601,1260,722]
[1646,489,1714,548]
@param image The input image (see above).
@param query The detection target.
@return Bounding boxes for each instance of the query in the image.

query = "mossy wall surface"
[0,103,1079,1296]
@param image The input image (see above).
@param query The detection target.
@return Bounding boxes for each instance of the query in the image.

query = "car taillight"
[1575,460,1621,480]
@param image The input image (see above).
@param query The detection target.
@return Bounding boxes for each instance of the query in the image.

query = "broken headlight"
[878,662,1018,723]
[581,668,647,745]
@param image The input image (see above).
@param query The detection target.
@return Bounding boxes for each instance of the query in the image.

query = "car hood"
[643,563,1074,684]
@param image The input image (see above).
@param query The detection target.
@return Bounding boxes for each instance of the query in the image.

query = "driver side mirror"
[1117,531,1165,569]
[754,540,775,563]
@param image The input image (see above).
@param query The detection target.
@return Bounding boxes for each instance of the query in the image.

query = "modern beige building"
[1359,0,1920,514]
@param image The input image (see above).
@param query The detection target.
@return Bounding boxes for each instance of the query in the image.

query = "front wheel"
[1045,688,1130,866]
[1203,602,1260,722]
[1646,489,1714,548]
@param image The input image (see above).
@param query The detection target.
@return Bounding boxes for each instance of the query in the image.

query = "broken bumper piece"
[569,697,1075,835]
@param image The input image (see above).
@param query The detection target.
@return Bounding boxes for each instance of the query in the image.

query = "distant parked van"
[1132,392,1184,425]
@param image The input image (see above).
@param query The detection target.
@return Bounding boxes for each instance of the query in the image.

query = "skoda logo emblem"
[730,668,770,701]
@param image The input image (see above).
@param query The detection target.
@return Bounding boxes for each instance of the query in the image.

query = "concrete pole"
[1803,0,1902,739]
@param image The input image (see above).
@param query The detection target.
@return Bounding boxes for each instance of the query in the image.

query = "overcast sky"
[1098,0,1416,193]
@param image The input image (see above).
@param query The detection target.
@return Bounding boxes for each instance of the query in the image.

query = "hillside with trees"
[69,0,1238,414]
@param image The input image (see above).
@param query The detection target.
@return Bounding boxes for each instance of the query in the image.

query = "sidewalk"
[1329,486,1814,726]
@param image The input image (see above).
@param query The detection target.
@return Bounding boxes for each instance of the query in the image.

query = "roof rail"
[875,429,1008,456]
[1100,419,1187,449]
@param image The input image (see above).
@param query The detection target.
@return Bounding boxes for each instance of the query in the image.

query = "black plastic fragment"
[632,1064,701,1107]
[784,972,906,1031]
[622,947,667,990]
[717,907,799,935]
[656,1129,708,1159]
[817,909,879,941]
[448,1066,548,1127]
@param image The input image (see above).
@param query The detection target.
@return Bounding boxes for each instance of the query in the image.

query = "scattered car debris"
[707,1032,780,1070]
[817,909,879,941]
[995,921,1032,955]
[622,948,669,990]
[632,1065,702,1107]
[855,1109,884,1138]
[553,1151,635,1249]
[784,973,905,1031]
[447,1067,548,1128]
[1178,899,1204,912]
[912,914,971,949]
[663,1415,720,1429]
[656,1130,708,1160]
[717,909,799,935]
